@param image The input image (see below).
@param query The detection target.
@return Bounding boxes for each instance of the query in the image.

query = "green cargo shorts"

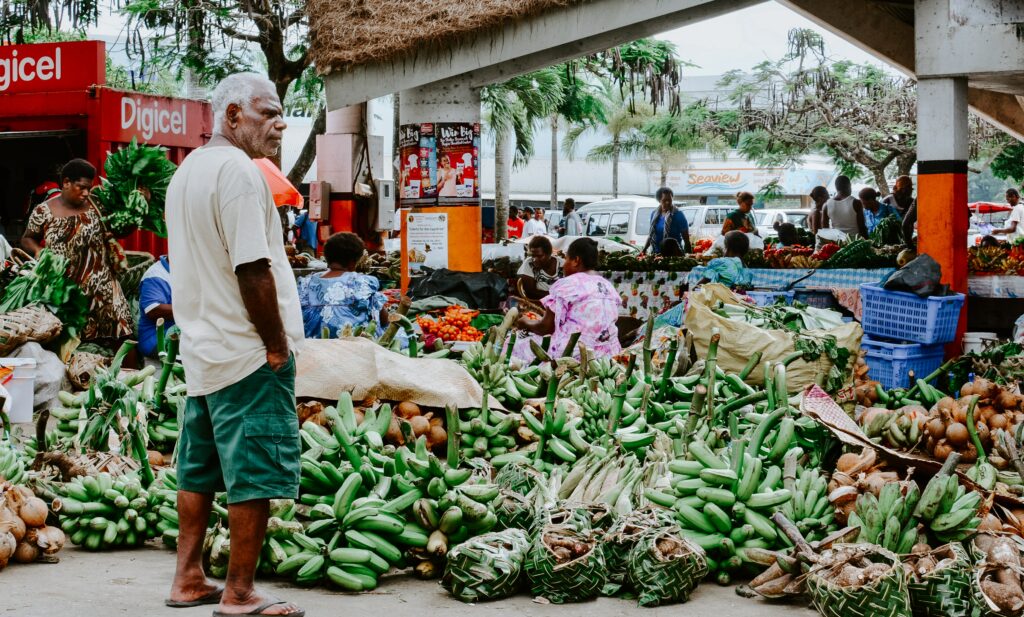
[177,356,300,504]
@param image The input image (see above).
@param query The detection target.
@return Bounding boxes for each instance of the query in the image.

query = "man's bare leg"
[168,490,221,604]
[217,499,302,616]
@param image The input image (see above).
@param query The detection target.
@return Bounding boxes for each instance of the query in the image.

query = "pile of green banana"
[202,502,303,579]
[519,399,594,471]
[0,439,26,484]
[457,404,519,461]
[643,430,797,585]
[848,481,921,553]
[913,453,984,544]
[860,407,921,450]
[53,471,160,550]
[777,463,835,543]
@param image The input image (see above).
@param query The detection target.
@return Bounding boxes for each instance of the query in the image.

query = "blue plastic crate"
[860,284,965,345]
[746,290,795,306]
[793,289,840,310]
[861,335,945,390]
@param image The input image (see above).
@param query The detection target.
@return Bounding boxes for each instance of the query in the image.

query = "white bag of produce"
[684,284,862,392]
[294,337,491,409]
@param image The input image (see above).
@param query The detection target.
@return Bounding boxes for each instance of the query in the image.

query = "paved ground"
[1,543,815,617]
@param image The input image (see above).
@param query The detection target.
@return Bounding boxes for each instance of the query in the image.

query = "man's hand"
[267,349,290,372]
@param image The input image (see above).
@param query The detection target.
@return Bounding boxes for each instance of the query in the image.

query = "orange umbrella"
[254,158,303,207]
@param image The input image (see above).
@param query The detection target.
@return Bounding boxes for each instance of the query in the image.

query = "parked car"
[576,197,661,247]
[678,204,744,241]
[754,209,812,237]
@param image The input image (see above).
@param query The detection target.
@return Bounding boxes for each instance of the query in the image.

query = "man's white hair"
[210,72,276,131]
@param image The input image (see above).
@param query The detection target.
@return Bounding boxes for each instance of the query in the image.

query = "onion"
[933,439,954,462]
[835,453,863,474]
[12,540,38,563]
[926,417,947,439]
[427,425,447,448]
[17,497,48,528]
[386,416,404,445]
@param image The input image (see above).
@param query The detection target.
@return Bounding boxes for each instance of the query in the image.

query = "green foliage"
[91,139,177,237]
[991,141,1024,184]
[0,250,89,338]
[482,69,565,169]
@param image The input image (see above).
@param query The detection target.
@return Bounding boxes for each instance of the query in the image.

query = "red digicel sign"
[100,90,211,148]
[0,41,104,94]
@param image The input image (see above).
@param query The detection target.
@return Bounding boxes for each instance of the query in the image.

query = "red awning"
[254,158,303,207]
[969,202,1012,214]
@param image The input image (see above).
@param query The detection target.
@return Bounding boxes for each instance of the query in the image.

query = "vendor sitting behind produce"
[297,232,387,338]
[138,255,174,358]
[517,235,562,300]
[699,231,753,289]
[774,222,800,248]
[514,237,621,360]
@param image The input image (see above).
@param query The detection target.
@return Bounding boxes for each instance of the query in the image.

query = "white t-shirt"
[517,256,563,292]
[165,146,304,396]
[1007,205,1024,242]
[524,219,548,236]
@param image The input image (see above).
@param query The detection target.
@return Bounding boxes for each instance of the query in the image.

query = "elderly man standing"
[164,72,305,617]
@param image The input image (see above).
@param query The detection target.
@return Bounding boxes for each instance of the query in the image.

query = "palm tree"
[549,66,607,210]
[562,84,651,197]
[482,69,565,240]
[635,103,732,185]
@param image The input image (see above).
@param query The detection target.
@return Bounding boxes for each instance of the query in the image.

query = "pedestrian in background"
[808,186,830,233]
[506,205,524,239]
[524,207,548,236]
[722,191,758,235]
[822,175,868,239]
[559,198,584,237]
[859,187,897,235]
[643,187,691,254]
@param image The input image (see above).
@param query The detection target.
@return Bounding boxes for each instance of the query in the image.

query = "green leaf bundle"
[91,138,177,237]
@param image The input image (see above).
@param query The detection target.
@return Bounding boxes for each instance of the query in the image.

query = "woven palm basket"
[969,533,1024,617]
[525,524,607,604]
[626,528,708,607]
[806,544,912,617]
[602,506,676,585]
[118,251,156,299]
[904,543,972,617]
[0,304,62,355]
[493,488,536,535]
[442,528,530,603]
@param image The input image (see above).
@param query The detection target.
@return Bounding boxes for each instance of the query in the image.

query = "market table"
[603,268,896,320]
[968,274,1024,298]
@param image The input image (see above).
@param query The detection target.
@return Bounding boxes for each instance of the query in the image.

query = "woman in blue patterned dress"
[297,232,387,338]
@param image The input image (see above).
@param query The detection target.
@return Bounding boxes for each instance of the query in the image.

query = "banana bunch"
[557,449,649,515]
[572,380,648,442]
[461,342,523,408]
[644,432,796,585]
[297,395,394,503]
[861,407,921,449]
[199,505,304,579]
[848,481,921,553]
[913,454,983,543]
[0,440,26,484]
[777,466,834,542]
[742,408,827,466]
[55,471,160,550]
[520,399,593,470]
[457,405,518,461]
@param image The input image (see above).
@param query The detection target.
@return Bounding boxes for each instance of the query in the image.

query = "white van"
[576,197,661,248]
[679,204,739,241]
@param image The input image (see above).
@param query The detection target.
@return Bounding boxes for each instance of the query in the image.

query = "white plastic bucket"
[962,332,999,355]
[0,358,37,423]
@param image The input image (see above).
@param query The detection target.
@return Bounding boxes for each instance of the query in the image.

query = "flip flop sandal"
[212,601,306,617]
[165,587,224,608]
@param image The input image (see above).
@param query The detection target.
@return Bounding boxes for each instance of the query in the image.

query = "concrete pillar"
[916,76,969,345]
[397,78,482,289]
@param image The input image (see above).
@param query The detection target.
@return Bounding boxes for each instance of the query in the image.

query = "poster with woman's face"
[398,123,437,205]
[437,123,478,204]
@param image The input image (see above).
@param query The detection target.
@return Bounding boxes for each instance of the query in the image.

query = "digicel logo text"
[121,96,187,140]
[0,47,62,92]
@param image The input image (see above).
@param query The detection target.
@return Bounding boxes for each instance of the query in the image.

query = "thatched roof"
[308,0,590,74]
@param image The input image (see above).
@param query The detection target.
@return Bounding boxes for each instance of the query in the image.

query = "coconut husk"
[308,0,587,73]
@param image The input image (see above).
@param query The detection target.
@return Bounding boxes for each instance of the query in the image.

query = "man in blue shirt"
[858,188,898,235]
[138,256,174,358]
[294,209,319,253]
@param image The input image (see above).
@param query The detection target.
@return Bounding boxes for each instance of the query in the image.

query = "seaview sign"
[0,41,105,94]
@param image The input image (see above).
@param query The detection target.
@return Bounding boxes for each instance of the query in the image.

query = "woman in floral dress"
[514,237,620,360]
[297,232,388,338]
[21,159,132,343]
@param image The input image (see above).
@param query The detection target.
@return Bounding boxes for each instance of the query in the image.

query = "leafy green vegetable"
[0,249,89,338]
[91,138,177,237]
[869,215,903,247]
